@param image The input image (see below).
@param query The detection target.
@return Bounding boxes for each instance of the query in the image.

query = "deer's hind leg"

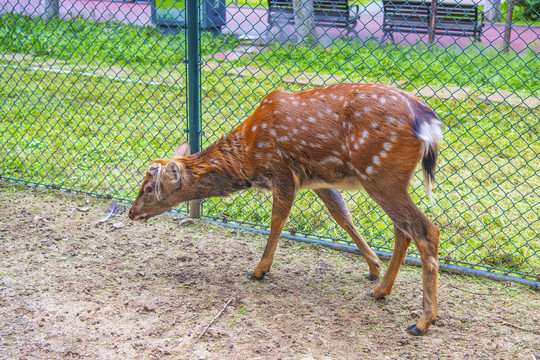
[365,185,440,335]
[314,188,381,279]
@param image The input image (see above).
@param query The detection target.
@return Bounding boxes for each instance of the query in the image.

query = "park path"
[2,0,538,52]
[223,4,540,53]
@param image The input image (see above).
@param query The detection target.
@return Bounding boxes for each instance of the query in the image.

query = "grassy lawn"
[0,14,538,279]
[227,0,372,7]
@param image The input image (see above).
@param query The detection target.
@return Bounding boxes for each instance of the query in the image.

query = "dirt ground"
[0,183,539,360]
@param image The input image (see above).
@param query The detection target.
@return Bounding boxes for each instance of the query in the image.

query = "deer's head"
[128,142,192,222]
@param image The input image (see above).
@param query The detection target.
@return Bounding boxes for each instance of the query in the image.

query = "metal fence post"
[187,0,201,219]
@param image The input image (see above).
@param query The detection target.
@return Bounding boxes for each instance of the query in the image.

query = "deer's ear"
[164,161,182,184]
[174,141,191,158]
[147,163,162,178]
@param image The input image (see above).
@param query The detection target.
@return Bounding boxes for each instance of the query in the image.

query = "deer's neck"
[184,130,252,198]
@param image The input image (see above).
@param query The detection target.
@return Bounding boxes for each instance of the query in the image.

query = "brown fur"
[129,83,442,335]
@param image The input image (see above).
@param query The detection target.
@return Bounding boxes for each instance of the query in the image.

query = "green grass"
[250,40,540,97]
[0,14,538,279]
[227,0,372,7]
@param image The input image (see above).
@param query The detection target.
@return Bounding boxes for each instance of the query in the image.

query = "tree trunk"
[292,0,316,44]
[484,0,501,22]
[42,0,59,22]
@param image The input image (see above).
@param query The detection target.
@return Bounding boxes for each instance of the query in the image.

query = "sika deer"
[129,83,443,335]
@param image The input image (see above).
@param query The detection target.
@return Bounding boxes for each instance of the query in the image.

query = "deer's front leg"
[249,182,296,280]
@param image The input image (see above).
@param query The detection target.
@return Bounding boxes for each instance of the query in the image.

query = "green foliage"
[252,40,540,96]
[517,0,540,21]
[0,14,239,66]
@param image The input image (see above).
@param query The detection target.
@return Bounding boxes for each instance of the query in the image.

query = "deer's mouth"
[129,212,148,223]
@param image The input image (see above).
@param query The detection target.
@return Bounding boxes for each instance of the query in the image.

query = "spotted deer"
[129,83,443,335]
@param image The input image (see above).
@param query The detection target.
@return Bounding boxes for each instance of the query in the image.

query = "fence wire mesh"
[0,0,538,284]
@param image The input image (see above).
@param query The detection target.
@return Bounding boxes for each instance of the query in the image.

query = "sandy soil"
[0,183,539,360]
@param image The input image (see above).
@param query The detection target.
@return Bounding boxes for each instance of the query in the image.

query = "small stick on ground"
[501,321,540,335]
[194,298,233,343]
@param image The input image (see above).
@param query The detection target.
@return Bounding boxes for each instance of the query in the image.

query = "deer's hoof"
[368,291,385,300]
[406,324,424,336]
[247,272,265,280]
[365,273,379,281]
[368,291,386,300]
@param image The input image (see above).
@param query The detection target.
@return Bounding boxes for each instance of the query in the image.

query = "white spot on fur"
[380,97,386,104]
[347,162,367,180]
[261,123,267,129]
[366,166,373,175]
[351,135,355,142]
[269,129,276,136]
[354,143,359,150]
[257,142,269,148]
[373,156,381,165]
[383,142,392,151]
[364,107,370,113]
[390,132,397,142]
[319,156,343,165]
[362,130,369,138]
[386,116,395,124]
[380,151,387,158]
[308,116,316,122]
[293,101,298,106]
[277,136,288,142]
[251,125,257,132]
[355,111,361,117]
[301,125,307,131]
[343,101,348,107]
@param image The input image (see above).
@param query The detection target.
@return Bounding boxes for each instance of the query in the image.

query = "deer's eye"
[144,184,153,194]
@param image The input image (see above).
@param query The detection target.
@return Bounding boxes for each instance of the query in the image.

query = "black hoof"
[368,291,385,300]
[406,324,424,336]
[365,273,379,281]
[431,320,436,325]
[247,272,265,280]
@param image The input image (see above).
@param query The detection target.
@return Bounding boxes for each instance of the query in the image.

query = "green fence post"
[187,0,201,218]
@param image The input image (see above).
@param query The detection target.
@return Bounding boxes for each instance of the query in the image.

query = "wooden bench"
[268,0,361,37]
[382,0,484,43]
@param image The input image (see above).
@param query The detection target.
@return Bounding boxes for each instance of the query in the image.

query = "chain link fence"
[1,0,538,286]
